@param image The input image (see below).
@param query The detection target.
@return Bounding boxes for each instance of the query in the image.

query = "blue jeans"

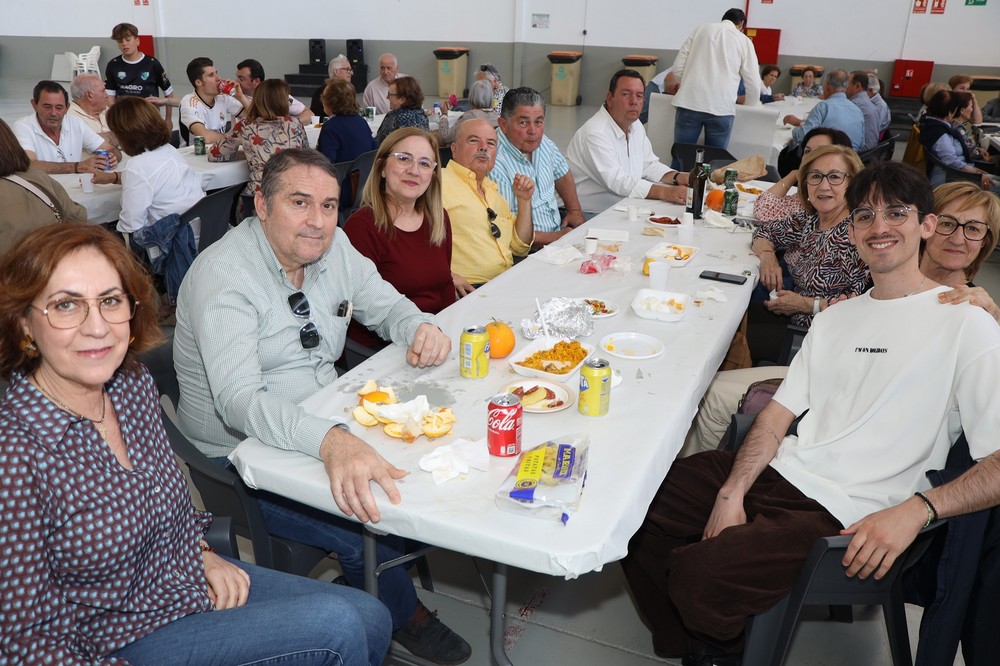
[671,107,736,169]
[257,492,420,630]
[112,557,391,666]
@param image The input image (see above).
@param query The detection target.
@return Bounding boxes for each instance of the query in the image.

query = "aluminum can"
[459,326,490,379]
[722,186,739,216]
[578,358,612,416]
[219,80,236,96]
[93,149,112,172]
[487,393,522,457]
[193,136,206,156]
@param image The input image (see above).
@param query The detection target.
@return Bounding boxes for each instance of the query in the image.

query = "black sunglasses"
[287,291,321,349]
[486,208,501,239]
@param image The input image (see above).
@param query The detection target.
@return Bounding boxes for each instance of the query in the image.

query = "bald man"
[362,53,405,114]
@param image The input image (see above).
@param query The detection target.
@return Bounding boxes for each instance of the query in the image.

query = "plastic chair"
[720,413,944,666]
[343,149,377,219]
[72,46,101,77]
[204,516,239,558]
[858,133,898,166]
[180,183,243,253]
[330,159,354,227]
[923,150,984,187]
[671,143,736,172]
[438,145,453,169]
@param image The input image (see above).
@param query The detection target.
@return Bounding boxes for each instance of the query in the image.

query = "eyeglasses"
[850,205,919,228]
[804,170,850,186]
[935,214,990,241]
[386,92,399,99]
[389,152,437,172]
[287,292,321,349]
[31,293,137,329]
[334,67,353,73]
[486,208,501,238]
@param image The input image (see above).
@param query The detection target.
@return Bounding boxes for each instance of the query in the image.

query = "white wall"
[2,0,998,67]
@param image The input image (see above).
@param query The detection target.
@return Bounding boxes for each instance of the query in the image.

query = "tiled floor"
[5,77,982,665]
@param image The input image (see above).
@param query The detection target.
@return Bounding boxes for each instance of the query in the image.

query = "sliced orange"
[358,390,390,406]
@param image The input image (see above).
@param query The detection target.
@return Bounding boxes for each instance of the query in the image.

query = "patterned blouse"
[752,190,805,224]
[753,211,871,327]
[210,116,308,196]
[791,82,824,99]
[0,367,213,664]
[375,107,429,146]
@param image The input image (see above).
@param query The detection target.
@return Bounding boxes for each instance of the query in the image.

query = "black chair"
[923,150,987,186]
[169,129,181,148]
[438,145,453,169]
[720,414,944,666]
[204,516,239,558]
[671,143,736,172]
[858,133,899,166]
[342,149,377,220]
[330,159,354,228]
[181,183,244,253]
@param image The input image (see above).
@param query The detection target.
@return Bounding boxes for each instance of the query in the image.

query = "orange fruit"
[358,390,390,406]
[705,189,725,212]
[485,319,515,358]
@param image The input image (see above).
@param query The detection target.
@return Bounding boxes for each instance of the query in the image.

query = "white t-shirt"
[566,104,672,213]
[179,93,244,133]
[771,286,1000,528]
[117,144,204,233]
[12,113,104,163]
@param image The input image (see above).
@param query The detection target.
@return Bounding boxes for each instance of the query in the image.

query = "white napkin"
[532,245,583,265]
[701,210,735,229]
[378,396,431,424]
[695,286,728,302]
[418,437,490,484]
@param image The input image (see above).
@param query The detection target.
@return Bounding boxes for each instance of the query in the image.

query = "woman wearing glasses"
[0,223,391,665]
[749,144,869,363]
[375,76,429,146]
[344,128,454,350]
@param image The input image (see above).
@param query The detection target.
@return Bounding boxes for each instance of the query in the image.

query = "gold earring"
[128,336,136,345]
[19,337,38,358]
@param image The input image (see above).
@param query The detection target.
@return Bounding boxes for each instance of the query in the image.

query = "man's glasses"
[486,208,501,238]
[850,205,918,229]
[31,293,136,329]
[804,170,849,186]
[935,215,990,241]
[287,292,321,349]
[334,67,353,73]
[389,152,437,172]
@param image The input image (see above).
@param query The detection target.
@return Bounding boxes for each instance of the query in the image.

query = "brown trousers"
[621,451,843,657]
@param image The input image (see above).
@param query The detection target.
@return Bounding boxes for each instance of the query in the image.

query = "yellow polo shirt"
[442,161,532,284]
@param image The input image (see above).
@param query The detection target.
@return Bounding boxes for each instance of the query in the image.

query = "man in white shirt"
[68,74,112,145]
[179,57,250,144]
[13,80,119,181]
[236,58,313,124]
[363,54,405,115]
[672,8,761,163]
[566,70,687,214]
[622,161,1000,662]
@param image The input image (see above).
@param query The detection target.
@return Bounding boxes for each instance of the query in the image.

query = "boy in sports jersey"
[622,161,1000,663]
[104,23,177,126]
[179,57,249,145]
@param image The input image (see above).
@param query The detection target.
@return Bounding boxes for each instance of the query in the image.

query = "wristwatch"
[671,172,679,186]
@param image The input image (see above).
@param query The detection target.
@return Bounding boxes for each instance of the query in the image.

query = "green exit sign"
[965,0,986,5]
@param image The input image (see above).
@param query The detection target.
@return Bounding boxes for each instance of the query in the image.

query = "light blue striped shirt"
[491,130,569,233]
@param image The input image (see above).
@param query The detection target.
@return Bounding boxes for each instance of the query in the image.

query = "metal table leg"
[491,562,514,666]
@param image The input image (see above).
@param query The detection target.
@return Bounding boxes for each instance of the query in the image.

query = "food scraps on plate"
[351,380,455,442]
[515,340,589,374]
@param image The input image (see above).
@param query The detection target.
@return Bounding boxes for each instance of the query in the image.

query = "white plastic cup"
[584,237,598,255]
[681,212,694,226]
[627,205,639,221]
[677,225,694,243]
[649,261,670,291]
[80,173,94,193]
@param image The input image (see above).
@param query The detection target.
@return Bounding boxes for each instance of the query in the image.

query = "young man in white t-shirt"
[179,57,249,145]
[622,161,1000,662]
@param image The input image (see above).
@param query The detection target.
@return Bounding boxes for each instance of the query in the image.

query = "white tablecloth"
[51,174,122,225]
[765,97,819,162]
[176,146,250,191]
[229,198,757,579]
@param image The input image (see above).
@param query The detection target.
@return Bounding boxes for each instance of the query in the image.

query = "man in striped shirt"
[491,87,586,247]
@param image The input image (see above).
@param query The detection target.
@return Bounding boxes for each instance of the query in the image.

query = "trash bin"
[433,47,470,99]
[622,55,658,87]
[548,51,583,106]
[789,64,825,91]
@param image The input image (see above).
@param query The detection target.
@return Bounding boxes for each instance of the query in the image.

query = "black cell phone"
[700,270,748,285]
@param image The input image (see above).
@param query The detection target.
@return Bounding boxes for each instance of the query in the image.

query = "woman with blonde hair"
[210,78,307,217]
[344,127,453,348]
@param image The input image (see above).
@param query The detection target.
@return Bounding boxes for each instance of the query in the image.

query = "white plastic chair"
[72,46,101,77]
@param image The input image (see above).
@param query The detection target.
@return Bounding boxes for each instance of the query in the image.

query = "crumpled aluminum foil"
[520,297,596,340]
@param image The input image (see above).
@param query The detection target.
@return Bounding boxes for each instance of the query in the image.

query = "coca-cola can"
[219,80,236,96]
[487,393,522,457]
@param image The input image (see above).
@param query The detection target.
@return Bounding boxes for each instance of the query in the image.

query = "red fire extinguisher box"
[891,59,934,99]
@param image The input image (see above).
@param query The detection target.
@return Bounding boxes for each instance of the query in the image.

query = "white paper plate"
[645,242,700,267]
[630,289,690,322]
[599,332,665,360]
[508,337,595,382]
[581,297,619,319]
[501,379,575,413]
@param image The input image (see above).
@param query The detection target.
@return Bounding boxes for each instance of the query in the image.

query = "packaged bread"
[494,434,589,524]
[710,154,767,184]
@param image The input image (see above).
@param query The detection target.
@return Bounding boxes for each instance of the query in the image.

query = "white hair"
[70,74,103,101]
[328,54,350,79]
[867,74,880,94]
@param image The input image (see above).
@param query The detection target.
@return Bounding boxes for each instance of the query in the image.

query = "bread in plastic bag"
[494,434,589,524]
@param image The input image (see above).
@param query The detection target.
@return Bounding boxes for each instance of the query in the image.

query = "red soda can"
[219,80,236,96]
[487,393,522,457]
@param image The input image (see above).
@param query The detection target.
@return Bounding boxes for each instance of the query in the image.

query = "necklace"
[33,375,109,440]
[905,276,929,297]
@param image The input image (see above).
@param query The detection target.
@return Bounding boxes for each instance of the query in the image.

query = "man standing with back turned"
[623,161,1000,664]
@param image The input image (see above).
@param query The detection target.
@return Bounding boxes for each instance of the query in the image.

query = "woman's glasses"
[32,293,136,329]
[389,152,437,172]
[804,170,849,186]
[935,215,989,241]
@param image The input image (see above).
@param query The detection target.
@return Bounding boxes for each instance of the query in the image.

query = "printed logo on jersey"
[140,72,150,81]
[117,72,126,80]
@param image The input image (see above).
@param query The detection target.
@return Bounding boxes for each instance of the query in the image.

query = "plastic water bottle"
[433,103,442,120]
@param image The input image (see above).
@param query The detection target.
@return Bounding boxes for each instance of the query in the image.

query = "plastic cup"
[681,212,694,226]
[80,173,94,193]
[649,261,670,291]
[627,205,639,221]
[677,225,694,243]
[584,237,598,255]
